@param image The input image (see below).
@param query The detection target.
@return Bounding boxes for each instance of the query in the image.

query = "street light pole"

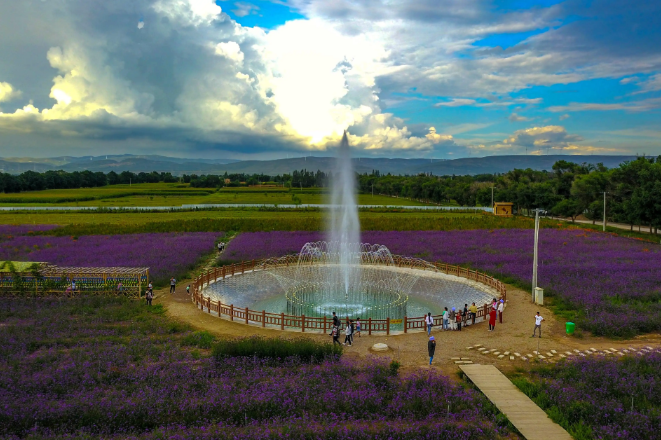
[532,209,540,302]
[603,192,607,232]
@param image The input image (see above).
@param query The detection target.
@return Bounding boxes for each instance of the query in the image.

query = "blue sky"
[0,0,659,159]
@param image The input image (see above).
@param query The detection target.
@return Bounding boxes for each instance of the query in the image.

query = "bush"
[212,336,342,363]
[181,330,216,349]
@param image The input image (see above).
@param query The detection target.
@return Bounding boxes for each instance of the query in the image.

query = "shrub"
[212,336,342,362]
[181,330,216,349]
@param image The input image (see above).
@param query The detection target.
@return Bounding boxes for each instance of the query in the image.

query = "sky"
[0,0,659,160]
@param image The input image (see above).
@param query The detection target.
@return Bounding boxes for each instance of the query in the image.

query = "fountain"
[201,132,499,331]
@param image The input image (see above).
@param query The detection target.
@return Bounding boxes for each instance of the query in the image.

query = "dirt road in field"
[155,279,661,377]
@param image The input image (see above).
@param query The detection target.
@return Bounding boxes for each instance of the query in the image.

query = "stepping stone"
[551,349,557,354]
[466,347,474,350]
[462,361,473,364]
[546,352,554,357]
[372,343,389,352]
[477,348,487,351]
[498,355,505,359]
[611,348,618,352]
[514,352,521,357]
[533,351,539,355]
[461,357,471,360]
[504,351,510,355]
[510,356,515,360]
[590,347,597,351]
[474,344,482,347]
[579,353,586,357]
[493,352,501,355]
[527,354,534,358]
[623,349,630,353]
[565,351,573,355]
[629,347,637,351]
[451,357,460,360]
[646,346,653,350]
[559,354,566,358]
[574,349,581,353]
[521,356,527,361]
[454,360,464,364]
[538,355,546,359]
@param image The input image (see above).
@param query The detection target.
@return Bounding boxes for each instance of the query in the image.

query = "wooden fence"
[191,257,506,334]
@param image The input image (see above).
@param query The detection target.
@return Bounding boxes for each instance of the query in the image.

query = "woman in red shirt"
[488,308,497,332]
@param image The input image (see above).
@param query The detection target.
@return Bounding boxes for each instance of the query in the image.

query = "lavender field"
[0,229,219,284]
[0,298,510,439]
[515,353,661,440]
[225,230,661,336]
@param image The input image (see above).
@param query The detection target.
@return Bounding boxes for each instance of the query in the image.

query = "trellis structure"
[0,261,149,298]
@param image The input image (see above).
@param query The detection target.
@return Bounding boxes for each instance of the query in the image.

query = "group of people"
[217,242,226,253]
[329,312,362,346]
[425,301,486,335]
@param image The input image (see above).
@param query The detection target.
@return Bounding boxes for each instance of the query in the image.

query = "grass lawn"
[0,184,433,206]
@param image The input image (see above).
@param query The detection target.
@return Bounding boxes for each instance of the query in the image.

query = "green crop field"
[0,184,430,207]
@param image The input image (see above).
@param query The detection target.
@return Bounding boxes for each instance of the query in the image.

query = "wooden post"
[301,314,305,332]
[245,307,249,325]
[386,317,390,335]
[230,304,234,321]
[262,310,266,327]
[280,313,284,330]
[323,315,327,333]
[241,261,244,274]
[404,316,408,333]
[252,259,255,271]
[368,318,372,335]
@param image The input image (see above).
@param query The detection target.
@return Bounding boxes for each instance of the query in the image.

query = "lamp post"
[603,191,607,232]
[532,209,541,302]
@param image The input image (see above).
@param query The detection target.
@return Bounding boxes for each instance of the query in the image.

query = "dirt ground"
[155,279,661,378]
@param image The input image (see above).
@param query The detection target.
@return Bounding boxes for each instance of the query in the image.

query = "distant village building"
[224,179,231,184]
[493,202,513,216]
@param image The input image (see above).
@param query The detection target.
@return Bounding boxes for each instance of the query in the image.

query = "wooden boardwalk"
[459,364,572,440]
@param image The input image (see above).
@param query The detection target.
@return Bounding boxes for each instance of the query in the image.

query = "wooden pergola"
[0,261,149,298]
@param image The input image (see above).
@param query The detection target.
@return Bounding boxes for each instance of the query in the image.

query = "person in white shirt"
[532,312,544,338]
[498,300,505,324]
[425,312,434,335]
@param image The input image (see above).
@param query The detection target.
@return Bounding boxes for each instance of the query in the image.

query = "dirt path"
[155,278,661,378]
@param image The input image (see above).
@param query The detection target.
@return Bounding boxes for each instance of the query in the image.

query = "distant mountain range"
[0,154,641,176]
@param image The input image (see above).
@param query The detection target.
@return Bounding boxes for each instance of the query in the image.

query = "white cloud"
[508,113,529,122]
[549,97,661,113]
[559,113,570,120]
[632,74,661,94]
[232,2,259,18]
[0,82,21,102]
[215,41,244,63]
[435,99,476,107]
[152,0,222,26]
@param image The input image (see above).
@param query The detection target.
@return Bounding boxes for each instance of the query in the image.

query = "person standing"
[488,307,497,331]
[428,336,436,365]
[332,312,340,328]
[532,312,544,338]
[498,300,505,323]
[117,281,123,293]
[355,318,361,338]
[443,307,449,331]
[456,310,462,331]
[170,277,176,294]
[330,325,341,345]
[449,307,456,330]
[146,289,153,306]
[343,321,353,346]
[425,312,434,335]
[463,304,469,327]
[469,302,477,326]
[218,242,224,253]
[349,320,355,345]
[186,285,190,296]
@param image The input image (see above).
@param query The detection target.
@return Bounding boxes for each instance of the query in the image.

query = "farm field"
[0,297,513,439]
[0,184,430,206]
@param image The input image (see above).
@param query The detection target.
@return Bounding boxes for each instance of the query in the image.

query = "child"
[186,285,190,296]
[330,325,341,345]
[355,318,361,337]
[456,310,462,331]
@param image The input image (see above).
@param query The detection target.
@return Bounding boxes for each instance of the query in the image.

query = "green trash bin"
[566,322,575,335]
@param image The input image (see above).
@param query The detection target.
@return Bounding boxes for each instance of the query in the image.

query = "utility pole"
[603,192,607,232]
[491,186,494,210]
[372,183,374,197]
[532,209,540,302]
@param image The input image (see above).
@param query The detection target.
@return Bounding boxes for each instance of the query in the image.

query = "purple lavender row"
[0,232,219,284]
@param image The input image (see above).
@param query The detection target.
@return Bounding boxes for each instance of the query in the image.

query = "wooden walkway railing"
[191,257,506,334]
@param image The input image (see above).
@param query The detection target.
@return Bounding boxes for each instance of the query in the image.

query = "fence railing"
[191,257,506,334]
